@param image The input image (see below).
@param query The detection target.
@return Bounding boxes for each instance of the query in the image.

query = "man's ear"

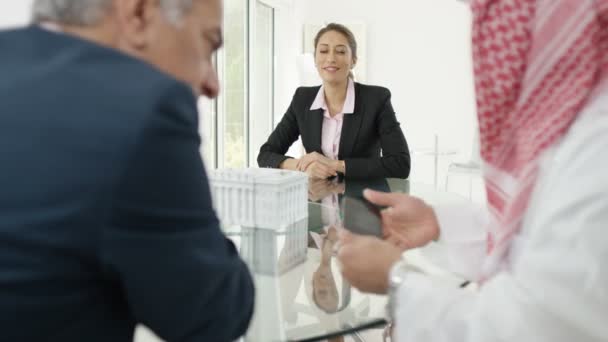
[113,0,157,49]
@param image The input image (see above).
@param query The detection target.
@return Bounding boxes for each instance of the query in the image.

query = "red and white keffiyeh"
[471,0,608,275]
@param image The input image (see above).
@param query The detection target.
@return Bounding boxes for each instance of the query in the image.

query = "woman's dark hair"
[314,23,358,78]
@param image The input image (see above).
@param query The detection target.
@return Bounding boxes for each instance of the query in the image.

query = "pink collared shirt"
[310,78,356,160]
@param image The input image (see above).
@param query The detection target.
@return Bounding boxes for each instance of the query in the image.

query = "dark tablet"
[341,196,383,238]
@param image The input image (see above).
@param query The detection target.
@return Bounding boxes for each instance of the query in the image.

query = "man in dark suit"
[0,0,254,341]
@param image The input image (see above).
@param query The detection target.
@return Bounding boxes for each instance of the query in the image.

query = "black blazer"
[0,27,253,342]
[258,83,410,179]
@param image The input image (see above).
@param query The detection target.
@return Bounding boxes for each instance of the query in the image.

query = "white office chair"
[445,131,482,199]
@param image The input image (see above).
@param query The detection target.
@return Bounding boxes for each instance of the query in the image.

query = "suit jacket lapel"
[338,83,363,159]
[306,108,324,153]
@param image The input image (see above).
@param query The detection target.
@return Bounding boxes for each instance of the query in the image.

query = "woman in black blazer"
[257,23,410,180]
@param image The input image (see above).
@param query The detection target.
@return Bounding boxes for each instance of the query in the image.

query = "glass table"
[225,206,387,342]
[223,178,471,342]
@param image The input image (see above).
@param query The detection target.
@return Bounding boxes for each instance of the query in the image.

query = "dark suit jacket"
[0,26,253,342]
[257,83,410,179]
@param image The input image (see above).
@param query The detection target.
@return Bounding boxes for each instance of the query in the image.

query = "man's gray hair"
[32,0,194,26]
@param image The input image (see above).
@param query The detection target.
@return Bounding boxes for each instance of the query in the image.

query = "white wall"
[0,1,34,29]
[285,0,478,187]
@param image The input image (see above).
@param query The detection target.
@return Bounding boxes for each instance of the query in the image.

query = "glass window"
[198,94,217,169]
[249,2,275,165]
[204,0,278,169]
[220,0,248,168]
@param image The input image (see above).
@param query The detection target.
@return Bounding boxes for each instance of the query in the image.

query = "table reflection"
[308,177,392,203]
[239,218,308,276]
[224,178,422,342]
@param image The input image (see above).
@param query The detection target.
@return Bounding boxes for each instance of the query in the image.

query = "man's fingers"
[338,228,355,243]
[363,189,403,207]
[386,234,402,246]
[386,228,413,249]
[380,208,400,224]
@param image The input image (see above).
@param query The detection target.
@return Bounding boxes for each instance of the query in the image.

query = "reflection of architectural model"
[209,168,308,230]
[240,219,308,276]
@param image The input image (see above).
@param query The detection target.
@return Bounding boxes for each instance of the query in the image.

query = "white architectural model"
[209,168,309,230]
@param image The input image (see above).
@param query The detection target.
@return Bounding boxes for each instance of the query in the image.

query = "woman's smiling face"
[315,30,355,85]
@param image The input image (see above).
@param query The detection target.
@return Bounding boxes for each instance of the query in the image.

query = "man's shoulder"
[0,26,198,152]
[1,26,194,113]
[68,34,193,109]
[553,93,608,173]
[58,35,197,134]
